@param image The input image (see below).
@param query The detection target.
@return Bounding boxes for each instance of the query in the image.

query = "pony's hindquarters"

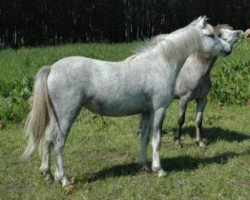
[22,66,52,160]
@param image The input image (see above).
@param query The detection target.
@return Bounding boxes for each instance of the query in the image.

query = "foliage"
[210,60,250,105]
[209,39,250,105]
[0,77,33,123]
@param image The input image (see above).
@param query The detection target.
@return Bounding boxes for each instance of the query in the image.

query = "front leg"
[138,114,151,170]
[195,97,207,147]
[151,107,166,177]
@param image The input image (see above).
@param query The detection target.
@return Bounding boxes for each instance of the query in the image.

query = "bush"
[210,60,250,105]
[0,77,33,123]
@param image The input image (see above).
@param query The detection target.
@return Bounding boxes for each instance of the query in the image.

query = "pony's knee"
[54,143,64,155]
[178,114,185,126]
[151,132,161,150]
[195,113,203,128]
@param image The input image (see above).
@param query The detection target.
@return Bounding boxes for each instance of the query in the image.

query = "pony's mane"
[129,18,202,62]
[214,24,233,35]
[131,34,168,55]
[216,24,233,30]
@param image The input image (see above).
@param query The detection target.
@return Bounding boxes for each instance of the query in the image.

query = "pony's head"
[215,25,244,48]
[193,16,232,56]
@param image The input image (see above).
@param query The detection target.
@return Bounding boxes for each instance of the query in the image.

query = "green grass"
[0,102,250,199]
[0,40,250,199]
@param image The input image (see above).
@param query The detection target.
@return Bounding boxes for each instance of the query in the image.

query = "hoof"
[62,178,71,187]
[138,161,152,173]
[54,175,70,187]
[141,164,152,172]
[44,173,54,182]
[40,170,53,182]
[174,139,182,147]
[196,140,207,147]
[157,169,167,177]
[152,166,167,177]
[199,141,206,147]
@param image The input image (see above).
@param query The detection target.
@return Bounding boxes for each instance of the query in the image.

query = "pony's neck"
[194,53,218,75]
[160,26,201,66]
[157,26,201,77]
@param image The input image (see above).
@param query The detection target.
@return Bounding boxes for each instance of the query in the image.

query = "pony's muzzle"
[229,33,245,49]
[221,49,232,56]
[236,31,245,38]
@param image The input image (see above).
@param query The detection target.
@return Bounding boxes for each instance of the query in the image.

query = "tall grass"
[210,39,250,104]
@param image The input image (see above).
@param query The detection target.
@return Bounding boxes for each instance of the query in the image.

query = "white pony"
[22,16,231,187]
[173,25,244,147]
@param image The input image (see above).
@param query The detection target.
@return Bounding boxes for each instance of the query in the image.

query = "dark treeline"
[0,0,249,47]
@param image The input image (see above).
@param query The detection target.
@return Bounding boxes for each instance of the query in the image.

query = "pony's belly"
[84,98,151,116]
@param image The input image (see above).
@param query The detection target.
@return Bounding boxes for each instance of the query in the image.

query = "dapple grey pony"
[173,25,244,147]
[22,16,231,187]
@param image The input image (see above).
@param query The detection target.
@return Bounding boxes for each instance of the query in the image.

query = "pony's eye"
[208,34,215,38]
[218,33,222,38]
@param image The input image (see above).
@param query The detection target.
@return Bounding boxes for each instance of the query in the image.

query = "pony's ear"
[196,16,208,29]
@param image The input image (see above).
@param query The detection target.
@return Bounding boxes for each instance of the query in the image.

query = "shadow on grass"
[73,127,249,184]
[75,151,243,184]
[171,126,250,145]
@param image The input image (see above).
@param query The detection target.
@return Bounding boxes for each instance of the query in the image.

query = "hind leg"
[40,141,53,181]
[38,115,71,186]
[40,123,54,181]
[54,139,69,187]
[48,86,85,185]
[52,106,82,186]
[52,117,77,187]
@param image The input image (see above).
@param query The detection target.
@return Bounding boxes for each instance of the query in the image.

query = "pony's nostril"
[221,49,231,56]
[225,50,231,55]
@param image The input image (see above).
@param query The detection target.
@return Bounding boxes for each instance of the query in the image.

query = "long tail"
[22,66,52,160]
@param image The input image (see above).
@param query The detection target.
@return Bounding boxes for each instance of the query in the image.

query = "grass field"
[0,40,250,199]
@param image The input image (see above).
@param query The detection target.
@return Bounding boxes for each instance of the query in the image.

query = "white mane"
[129,19,202,63]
